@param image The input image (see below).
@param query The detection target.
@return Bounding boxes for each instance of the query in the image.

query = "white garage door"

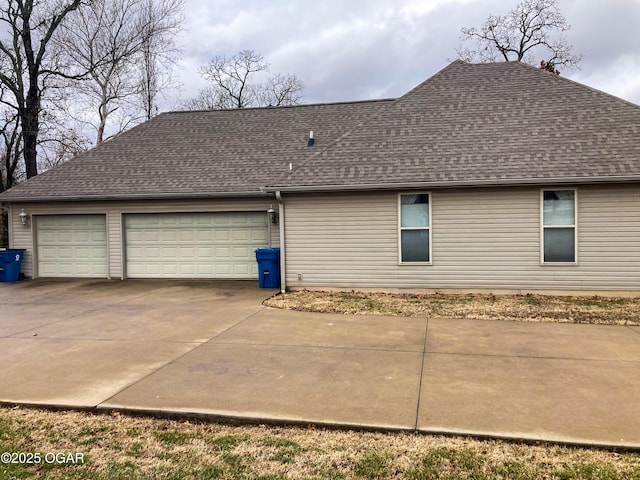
[36,215,108,278]
[124,212,268,278]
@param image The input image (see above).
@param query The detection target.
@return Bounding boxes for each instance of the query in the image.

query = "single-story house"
[2,60,640,294]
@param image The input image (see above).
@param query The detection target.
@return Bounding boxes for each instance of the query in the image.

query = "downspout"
[276,190,286,293]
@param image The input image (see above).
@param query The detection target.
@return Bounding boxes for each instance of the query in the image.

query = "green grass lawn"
[1,407,639,479]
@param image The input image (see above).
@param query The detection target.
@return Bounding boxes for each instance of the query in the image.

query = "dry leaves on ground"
[264,290,640,325]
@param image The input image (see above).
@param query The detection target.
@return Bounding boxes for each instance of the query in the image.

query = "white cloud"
[167,0,640,110]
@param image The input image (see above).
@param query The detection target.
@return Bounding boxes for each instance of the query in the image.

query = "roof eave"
[0,190,274,203]
[263,175,640,193]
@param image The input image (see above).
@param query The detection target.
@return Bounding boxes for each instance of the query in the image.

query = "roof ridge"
[397,60,469,100]
[467,60,640,111]
[163,97,397,116]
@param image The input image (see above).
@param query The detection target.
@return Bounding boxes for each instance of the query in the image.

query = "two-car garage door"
[35,212,268,279]
[124,212,268,278]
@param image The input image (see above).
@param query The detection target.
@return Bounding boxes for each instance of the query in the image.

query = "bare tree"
[185,50,304,110]
[0,105,22,193]
[0,87,22,248]
[457,0,581,73]
[37,109,91,170]
[256,73,304,107]
[0,74,23,193]
[138,0,182,120]
[197,50,268,109]
[0,0,84,179]
[56,0,183,144]
[182,85,229,111]
[0,50,86,192]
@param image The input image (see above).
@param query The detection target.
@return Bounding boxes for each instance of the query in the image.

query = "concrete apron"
[1,279,639,450]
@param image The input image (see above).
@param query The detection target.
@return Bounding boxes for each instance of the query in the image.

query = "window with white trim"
[399,193,431,263]
[542,189,577,263]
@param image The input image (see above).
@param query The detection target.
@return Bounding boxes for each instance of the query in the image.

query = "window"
[542,189,577,263]
[399,194,431,263]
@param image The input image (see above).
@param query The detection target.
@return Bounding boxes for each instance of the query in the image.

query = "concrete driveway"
[1,279,639,449]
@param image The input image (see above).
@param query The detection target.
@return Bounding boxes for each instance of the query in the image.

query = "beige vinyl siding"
[8,198,279,279]
[284,184,640,292]
[108,211,123,279]
[285,193,397,285]
[578,185,640,289]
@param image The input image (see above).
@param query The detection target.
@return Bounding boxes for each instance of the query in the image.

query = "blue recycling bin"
[0,249,26,282]
[255,247,281,288]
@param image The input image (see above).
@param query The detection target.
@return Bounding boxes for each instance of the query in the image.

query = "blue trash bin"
[255,247,281,288]
[0,249,26,282]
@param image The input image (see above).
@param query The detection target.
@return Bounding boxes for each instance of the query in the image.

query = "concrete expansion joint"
[203,306,269,344]
[413,319,430,431]
[5,311,103,338]
[626,325,640,336]
[208,341,423,355]
[427,350,640,364]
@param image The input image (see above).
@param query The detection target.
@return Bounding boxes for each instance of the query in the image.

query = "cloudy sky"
[168,0,640,109]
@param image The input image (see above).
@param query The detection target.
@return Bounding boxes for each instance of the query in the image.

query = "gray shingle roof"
[2,60,639,202]
[0,99,392,201]
[268,60,640,191]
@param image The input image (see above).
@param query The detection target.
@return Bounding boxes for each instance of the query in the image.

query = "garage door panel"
[74,232,90,243]
[195,264,213,275]
[38,232,58,244]
[125,212,268,279]
[160,231,177,242]
[179,230,195,241]
[196,230,214,241]
[251,229,268,242]
[232,230,249,241]
[74,263,101,275]
[233,246,250,256]
[91,231,107,242]
[36,215,107,278]
[214,265,230,275]
[214,230,231,241]
[92,247,107,259]
[54,247,70,259]
[178,246,196,257]
[214,217,230,226]
[197,247,213,256]
[38,246,57,260]
[72,247,92,260]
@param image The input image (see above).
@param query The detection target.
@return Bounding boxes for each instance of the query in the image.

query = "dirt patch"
[264,290,640,325]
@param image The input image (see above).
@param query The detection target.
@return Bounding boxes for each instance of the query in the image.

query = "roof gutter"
[0,190,275,203]
[262,175,640,194]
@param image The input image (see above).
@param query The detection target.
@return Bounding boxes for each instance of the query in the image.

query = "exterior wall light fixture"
[19,209,30,227]
[267,205,278,225]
